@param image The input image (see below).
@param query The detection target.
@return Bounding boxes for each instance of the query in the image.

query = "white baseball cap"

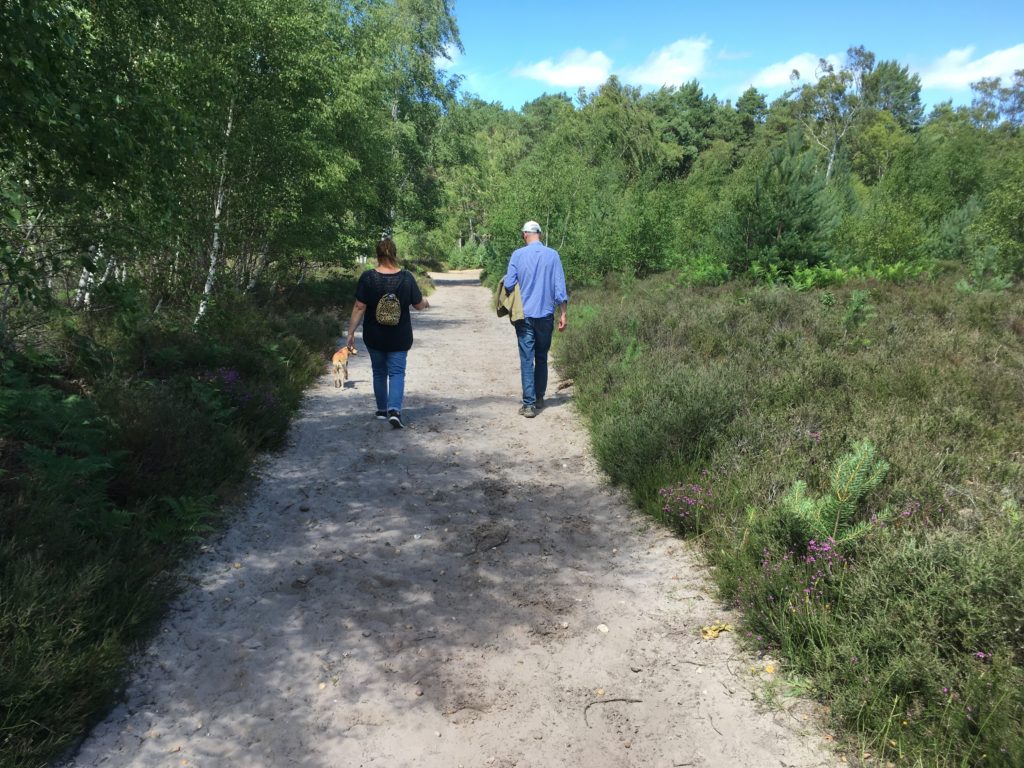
[521,220,542,233]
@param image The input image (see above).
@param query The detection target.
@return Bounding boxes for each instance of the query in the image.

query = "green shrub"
[446,240,487,269]
[831,192,931,269]
[726,132,834,275]
[0,363,170,766]
[0,276,343,766]
[588,358,739,500]
[969,154,1024,278]
[672,252,731,287]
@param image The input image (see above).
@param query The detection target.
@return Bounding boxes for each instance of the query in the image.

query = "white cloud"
[921,44,1024,89]
[751,52,842,89]
[624,37,712,87]
[434,42,462,71]
[718,49,752,61]
[514,48,612,88]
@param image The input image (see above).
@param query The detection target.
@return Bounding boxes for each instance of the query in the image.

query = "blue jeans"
[514,315,554,407]
[366,347,407,413]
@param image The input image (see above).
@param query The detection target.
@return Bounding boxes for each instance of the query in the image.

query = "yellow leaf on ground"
[700,622,734,640]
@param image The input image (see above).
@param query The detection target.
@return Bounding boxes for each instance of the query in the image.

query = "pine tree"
[781,440,891,545]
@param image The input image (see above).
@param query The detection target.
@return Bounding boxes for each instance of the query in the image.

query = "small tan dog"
[332,345,357,388]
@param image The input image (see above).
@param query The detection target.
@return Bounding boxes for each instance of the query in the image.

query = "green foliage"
[847,110,913,184]
[787,46,877,181]
[424,47,1021,291]
[955,247,1015,294]
[969,152,1024,277]
[732,513,1024,768]
[446,240,488,269]
[779,440,891,546]
[862,59,925,129]
[588,359,739,498]
[884,108,991,225]
[832,190,931,269]
[0,276,344,766]
[1,0,460,333]
[673,252,731,287]
[728,132,833,274]
[970,69,1024,128]
[821,523,1024,767]
[841,289,875,329]
[146,496,217,545]
[932,196,982,263]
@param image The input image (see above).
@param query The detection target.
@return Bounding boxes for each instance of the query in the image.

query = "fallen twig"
[583,697,642,727]
[707,713,723,736]
[461,530,510,556]
[443,704,489,716]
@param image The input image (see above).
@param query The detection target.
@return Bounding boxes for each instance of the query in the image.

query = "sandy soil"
[67,270,836,768]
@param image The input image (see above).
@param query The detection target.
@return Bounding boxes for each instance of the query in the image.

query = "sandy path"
[68,270,834,768]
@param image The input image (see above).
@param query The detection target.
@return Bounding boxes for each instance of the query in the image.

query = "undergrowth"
[0,276,352,767]
[558,273,1024,767]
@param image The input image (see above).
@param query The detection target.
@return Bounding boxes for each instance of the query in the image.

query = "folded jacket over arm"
[495,282,524,323]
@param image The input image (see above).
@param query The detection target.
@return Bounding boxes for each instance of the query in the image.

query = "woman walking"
[346,238,429,428]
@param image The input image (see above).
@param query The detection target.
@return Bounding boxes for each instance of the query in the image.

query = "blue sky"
[438,1,1024,111]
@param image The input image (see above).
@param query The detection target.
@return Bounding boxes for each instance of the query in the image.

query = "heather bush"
[558,273,1024,766]
[0,277,347,767]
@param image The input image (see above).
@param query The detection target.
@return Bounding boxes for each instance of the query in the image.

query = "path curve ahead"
[69,270,835,768]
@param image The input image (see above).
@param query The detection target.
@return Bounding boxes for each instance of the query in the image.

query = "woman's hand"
[347,299,366,344]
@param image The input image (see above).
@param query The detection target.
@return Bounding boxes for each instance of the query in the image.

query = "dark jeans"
[514,315,553,407]
[366,347,407,413]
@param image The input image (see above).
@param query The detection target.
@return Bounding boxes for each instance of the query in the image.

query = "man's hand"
[558,310,568,332]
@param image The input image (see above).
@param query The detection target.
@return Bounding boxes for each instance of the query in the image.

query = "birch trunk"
[194,102,234,327]
[168,250,180,295]
[73,245,98,309]
[73,267,93,309]
[245,248,270,292]
[96,250,116,288]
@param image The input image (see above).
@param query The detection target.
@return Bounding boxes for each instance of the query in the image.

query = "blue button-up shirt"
[503,242,568,319]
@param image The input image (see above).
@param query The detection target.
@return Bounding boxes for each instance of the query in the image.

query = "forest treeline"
[423,47,1023,292]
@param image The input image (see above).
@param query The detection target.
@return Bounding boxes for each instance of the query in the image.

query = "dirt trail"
[68,270,835,768]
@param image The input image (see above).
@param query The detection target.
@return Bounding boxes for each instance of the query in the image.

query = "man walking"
[503,220,568,418]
